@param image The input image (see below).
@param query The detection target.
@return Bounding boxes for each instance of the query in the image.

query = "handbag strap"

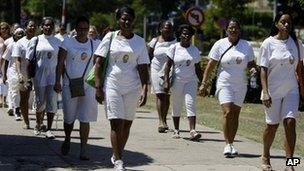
[82,39,94,78]
[153,37,159,49]
[294,38,302,82]
[105,32,115,60]
[295,39,301,66]
[32,36,39,61]
[215,42,235,71]
[172,43,176,67]
[66,39,93,80]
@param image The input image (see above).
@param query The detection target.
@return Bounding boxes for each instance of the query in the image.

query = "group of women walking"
[0,6,303,171]
[147,11,302,171]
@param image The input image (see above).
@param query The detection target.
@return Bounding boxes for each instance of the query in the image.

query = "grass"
[143,93,304,157]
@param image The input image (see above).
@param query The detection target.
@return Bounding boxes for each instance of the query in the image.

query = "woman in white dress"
[148,20,176,133]
[26,17,61,139]
[94,6,150,171]
[54,16,98,160]
[12,19,37,129]
[258,12,304,171]
[163,24,203,141]
[198,18,256,157]
[2,28,25,121]
[0,22,11,108]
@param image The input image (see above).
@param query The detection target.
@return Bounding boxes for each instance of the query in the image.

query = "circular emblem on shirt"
[81,52,88,60]
[47,52,52,59]
[236,57,242,64]
[122,55,129,63]
[289,56,295,65]
[186,60,191,66]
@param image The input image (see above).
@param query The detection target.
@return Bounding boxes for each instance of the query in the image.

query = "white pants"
[105,87,140,121]
[34,85,57,113]
[171,80,197,117]
[265,88,299,125]
[151,67,166,94]
[62,85,98,124]
[7,78,20,108]
[0,82,8,96]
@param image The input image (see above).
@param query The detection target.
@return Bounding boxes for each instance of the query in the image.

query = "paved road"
[0,105,303,171]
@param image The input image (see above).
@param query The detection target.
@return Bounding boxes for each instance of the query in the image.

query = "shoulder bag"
[28,37,39,78]
[85,32,114,88]
[66,39,93,98]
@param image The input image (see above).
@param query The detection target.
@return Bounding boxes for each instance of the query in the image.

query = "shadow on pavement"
[136,116,158,120]
[0,134,153,170]
[179,129,220,134]
[136,110,151,114]
[237,153,261,158]
[234,154,285,159]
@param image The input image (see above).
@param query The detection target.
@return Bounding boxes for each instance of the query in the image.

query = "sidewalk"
[0,105,303,171]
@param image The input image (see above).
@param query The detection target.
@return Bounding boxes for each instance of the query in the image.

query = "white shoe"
[34,125,41,135]
[114,160,125,171]
[45,130,55,139]
[230,144,238,156]
[14,114,22,121]
[111,155,115,165]
[172,129,180,139]
[223,144,232,157]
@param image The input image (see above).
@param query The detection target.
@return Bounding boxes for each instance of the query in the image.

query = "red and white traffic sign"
[186,7,204,27]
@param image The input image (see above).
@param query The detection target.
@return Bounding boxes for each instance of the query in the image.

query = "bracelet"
[95,86,102,90]
[260,91,270,101]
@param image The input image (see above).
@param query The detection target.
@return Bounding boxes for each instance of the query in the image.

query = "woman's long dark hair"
[269,12,296,42]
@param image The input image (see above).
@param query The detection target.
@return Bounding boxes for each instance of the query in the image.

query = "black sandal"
[158,126,166,133]
[61,141,70,156]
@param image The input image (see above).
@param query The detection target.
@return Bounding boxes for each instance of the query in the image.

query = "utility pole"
[143,16,147,41]
[12,0,21,23]
[274,0,277,19]
[61,0,66,25]
[192,0,199,45]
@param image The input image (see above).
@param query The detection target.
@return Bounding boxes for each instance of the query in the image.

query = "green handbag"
[85,32,114,88]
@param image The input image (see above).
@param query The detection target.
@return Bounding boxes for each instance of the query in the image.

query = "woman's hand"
[95,88,104,104]
[138,89,147,107]
[299,85,304,99]
[53,82,62,93]
[298,85,304,109]
[198,83,207,97]
[26,80,33,91]
[261,91,272,108]
[163,78,170,93]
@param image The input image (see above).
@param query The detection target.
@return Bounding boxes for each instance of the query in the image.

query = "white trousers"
[171,80,197,117]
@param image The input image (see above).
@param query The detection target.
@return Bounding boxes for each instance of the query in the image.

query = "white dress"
[60,36,98,124]
[94,31,150,120]
[149,37,176,94]
[208,38,254,106]
[166,43,201,117]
